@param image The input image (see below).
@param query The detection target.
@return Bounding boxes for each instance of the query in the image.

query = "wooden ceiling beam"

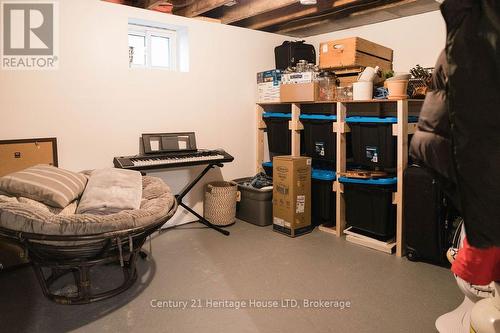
[145,0,166,9]
[273,0,436,37]
[240,0,359,30]
[221,0,299,24]
[174,0,235,18]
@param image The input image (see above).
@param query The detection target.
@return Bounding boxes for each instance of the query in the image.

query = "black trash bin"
[263,112,292,158]
[311,169,336,227]
[340,176,397,241]
[346,116,417,171]
[300,114,337,169]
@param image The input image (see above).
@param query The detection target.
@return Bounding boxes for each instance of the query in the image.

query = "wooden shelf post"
[290,103,303,156]
[335,102,347,237]
[395,99,409,257]
[256,104,265,173]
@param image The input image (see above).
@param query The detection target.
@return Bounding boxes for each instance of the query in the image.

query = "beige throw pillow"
[0,164,87,208]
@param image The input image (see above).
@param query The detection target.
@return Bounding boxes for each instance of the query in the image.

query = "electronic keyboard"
[113,132,234,236]
[113,149,234,171]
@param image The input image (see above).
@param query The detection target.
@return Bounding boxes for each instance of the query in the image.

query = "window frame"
[128,24,177,70]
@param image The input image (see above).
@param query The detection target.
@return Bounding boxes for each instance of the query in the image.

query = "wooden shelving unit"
[256,99,423,257]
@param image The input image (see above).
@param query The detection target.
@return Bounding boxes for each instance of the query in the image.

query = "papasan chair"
[0,165,177,305]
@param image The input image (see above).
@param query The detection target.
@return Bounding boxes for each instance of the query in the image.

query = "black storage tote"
[274,40,316,70]
[340,176,397,241]
[347,116,418,171]
[300,103,336,115]
[263,112,292,158]
[311,169,336,227]
[300,114,337,169]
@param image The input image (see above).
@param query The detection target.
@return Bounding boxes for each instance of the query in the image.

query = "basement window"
[128,24,177,70]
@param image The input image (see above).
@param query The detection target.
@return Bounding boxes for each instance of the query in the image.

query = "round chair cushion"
[0,176,175,236]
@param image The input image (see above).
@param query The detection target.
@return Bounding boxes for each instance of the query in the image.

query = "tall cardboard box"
[272,156,312,237]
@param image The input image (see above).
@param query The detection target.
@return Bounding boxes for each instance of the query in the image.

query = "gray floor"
[0,221,463,333]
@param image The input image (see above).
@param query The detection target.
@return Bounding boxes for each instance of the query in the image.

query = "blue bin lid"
[346,116,418,124]
[312,169,336,181]
[338,176,397,185]
[263,163,336,181]
[262,112,292,118]
[299,114,337,121]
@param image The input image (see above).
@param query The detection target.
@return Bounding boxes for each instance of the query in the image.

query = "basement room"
[0,0,499,332]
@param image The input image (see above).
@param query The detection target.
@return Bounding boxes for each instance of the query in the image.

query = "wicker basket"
[203,181,239,227]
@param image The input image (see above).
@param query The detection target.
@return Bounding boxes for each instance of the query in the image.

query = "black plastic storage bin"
[300,114,336,169]
[347,116,417,171]
[263,113,292,158]
[346,100,423,117]
[340,177,397,241]
[311,169,336,227]
[300,103,336,115]
[234,177,273,227]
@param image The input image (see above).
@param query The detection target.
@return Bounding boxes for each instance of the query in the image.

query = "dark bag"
[404,164,459,266]
[274,40,316,70]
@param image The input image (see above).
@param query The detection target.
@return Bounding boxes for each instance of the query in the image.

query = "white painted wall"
[306,11,446,72]
[0,0,286,226]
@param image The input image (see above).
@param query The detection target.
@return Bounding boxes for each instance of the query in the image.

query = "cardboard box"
[337,74,359,87]
[282,72,318,84]
[280,82,319,103]
[272,156,312,237]
[257,69,282,103]
[258,82,280,103]
[319,37,393,71]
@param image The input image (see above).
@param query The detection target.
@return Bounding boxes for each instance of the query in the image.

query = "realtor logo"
[1,1,59,70]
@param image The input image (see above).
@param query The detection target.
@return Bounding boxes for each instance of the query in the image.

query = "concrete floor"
[0,221,463,333]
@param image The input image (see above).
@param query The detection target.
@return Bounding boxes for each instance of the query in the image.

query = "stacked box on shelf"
[262,112,292,158]
[311,169,336,228]
[319,37,393,72]
[339,176,397,241]
[257,70,282,103]
[346,116,418,172]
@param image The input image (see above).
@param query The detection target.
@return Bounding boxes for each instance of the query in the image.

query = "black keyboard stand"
[174,163,230,236]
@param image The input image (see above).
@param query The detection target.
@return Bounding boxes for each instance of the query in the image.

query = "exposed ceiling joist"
[221,0,299,24]
[240,0,358,30]
[275,0,403,33]
[276,0,439,37]
[174,0,235,18]
[133,0,440,38]
[145,0,165,9]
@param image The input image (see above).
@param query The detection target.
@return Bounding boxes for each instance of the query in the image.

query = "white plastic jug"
[358,66,380,82]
